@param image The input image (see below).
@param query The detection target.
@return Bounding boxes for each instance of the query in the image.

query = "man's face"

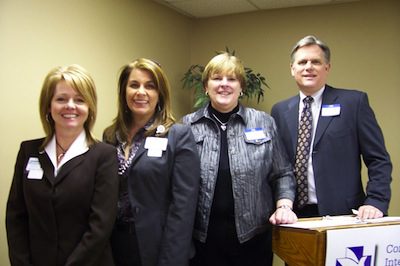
[291,44,331,95]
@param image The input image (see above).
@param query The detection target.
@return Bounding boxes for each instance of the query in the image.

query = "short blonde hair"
[202,52,246,90]
[39,64,97,148]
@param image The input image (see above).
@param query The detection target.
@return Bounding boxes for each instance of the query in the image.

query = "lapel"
[313,85,339,147]
[284,96,300,155]
[35,140,89,186]
[129,139,147,168]
[54,154,87,186]
[38,151,55,185]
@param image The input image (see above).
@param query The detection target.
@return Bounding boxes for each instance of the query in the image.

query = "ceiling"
[152,0,363,18]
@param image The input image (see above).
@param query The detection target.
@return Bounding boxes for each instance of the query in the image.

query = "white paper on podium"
[278,216,400,230]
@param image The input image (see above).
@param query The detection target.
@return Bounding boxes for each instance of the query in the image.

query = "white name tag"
[26,157,43,179]
[321,104,341,116]
[28,169,44,179]
[144,137,168,157]
[244,128,268,141]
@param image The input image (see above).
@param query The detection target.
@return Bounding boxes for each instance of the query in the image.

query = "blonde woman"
[6,65,119,266]
[182,53,297,266]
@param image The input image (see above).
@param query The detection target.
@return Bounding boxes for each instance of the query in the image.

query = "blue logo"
[336,246,372,266]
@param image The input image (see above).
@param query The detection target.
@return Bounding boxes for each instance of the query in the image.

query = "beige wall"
[1,0,398,265]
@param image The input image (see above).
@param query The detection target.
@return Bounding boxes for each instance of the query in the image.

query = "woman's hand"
[269,206,298,225]
[269,199,298,225]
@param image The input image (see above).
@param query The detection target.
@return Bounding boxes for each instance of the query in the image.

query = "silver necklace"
[212,114,228,131]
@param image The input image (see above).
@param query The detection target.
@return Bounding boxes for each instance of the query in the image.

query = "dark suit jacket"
[6,138,119,266]
[271,85,392,216]
[122,124,200,266]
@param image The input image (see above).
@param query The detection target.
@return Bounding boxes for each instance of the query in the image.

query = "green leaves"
[244,67,269,104]
[181,64,208,108]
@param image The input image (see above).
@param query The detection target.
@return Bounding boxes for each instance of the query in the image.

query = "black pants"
[190,222,273,266]
[110,221,142,266]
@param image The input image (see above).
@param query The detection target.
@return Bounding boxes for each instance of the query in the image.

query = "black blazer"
[271,85,392,215]
[6,138,119,266]
[121,124,200,266]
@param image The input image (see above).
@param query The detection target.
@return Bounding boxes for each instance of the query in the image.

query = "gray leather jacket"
[182,104,295,243]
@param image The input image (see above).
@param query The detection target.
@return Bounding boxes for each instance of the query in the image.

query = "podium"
[272,217,400,266]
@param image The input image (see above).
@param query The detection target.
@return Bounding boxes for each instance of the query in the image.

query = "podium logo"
[336,246,373,266]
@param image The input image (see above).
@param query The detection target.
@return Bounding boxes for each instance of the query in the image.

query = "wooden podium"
[272,217,400,266]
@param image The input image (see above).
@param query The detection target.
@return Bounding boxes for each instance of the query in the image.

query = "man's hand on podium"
[355,205,383,220]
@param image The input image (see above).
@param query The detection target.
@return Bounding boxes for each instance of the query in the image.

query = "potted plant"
[182,48,269,109]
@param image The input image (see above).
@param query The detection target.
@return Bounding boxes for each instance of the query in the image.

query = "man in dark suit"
[271,35,392,219]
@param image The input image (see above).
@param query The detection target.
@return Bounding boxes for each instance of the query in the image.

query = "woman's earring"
[157,103,162,112]
[239,91,243,97]
[46,113,51,123]
[205,91,209,96]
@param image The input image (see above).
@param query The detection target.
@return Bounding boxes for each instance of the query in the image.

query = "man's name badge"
[321,104,341,116]
[244,128,268,142]
[26,157,43,179]
[145,137,168,157]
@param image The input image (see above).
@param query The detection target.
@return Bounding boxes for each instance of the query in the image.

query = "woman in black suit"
[103,58,200,266]
[6,64,119,265]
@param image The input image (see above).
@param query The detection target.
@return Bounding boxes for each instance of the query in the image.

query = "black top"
[207,104,239,240]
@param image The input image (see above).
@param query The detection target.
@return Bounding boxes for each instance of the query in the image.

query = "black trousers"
[295,204,319,218]
[110,221,142,266]
[190,219,273,266]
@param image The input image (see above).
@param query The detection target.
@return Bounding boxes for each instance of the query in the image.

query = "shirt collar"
[116,118,153,147]
[45,131,88,175]
[299,86,325,111]
[299,86,325,103]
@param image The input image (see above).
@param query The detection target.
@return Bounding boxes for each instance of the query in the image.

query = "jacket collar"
[313,85,338,147]
[190,102,246,125]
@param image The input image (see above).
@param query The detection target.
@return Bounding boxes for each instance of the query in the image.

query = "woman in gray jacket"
[182,53,297,266]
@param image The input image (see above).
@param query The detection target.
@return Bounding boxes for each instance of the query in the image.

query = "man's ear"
[290,63,295,77]
[325,63,331,72]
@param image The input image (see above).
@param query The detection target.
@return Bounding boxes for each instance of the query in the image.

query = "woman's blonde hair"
[202,52,246,90]
[39,64,98,149]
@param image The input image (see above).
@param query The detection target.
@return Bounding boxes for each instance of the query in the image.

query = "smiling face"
[51,80,89,135]
[206,71,242,113]
[126,68,159,123]
[291,44,331,95]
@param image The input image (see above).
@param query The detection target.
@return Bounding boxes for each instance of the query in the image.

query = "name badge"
[26,157,43,180]
[145,137,168,157]
[321,104,341,116]
[244,128,268,142]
